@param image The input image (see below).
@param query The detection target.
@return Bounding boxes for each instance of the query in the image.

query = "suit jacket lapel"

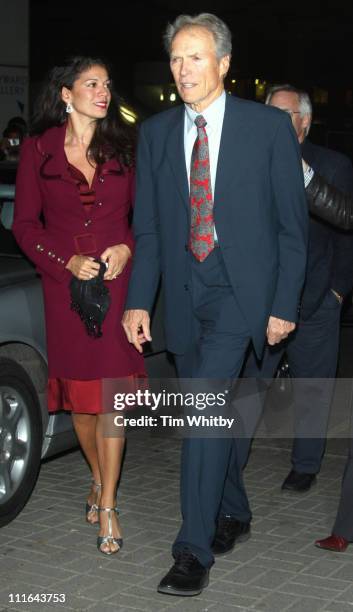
[214,95,244,209]
[164,97,246,212]
[166,107,190,211]
[301,139,316,169]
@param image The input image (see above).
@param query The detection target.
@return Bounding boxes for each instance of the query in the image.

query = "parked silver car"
[0,182,175,527]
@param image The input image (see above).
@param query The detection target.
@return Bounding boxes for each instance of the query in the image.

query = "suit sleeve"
[121,166,135,256]
[124,122,161,312]
[270,116,309,321]
[328,156,353,297]
[13,138,73,283]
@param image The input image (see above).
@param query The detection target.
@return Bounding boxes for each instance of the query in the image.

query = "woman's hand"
[66,255,100,280]
[100,244,132,280]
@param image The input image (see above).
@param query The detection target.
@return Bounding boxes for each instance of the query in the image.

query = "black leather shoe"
[212,517,251,556]
[281,469,316,492]
[157,549,209,597]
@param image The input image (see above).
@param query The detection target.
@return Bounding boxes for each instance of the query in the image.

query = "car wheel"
[0,358,42,527]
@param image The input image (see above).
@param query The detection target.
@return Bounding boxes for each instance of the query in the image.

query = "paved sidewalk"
[0,433,352,612]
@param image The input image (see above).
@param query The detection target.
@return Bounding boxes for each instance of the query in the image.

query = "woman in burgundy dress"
[13,56,145,555]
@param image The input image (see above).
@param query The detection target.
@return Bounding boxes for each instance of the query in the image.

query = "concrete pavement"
[0,431,352,612]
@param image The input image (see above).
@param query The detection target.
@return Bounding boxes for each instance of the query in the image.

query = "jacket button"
[97,201,103,206]
[185,244,189,251]
[84,219,92,227]
[99,177,104,183]
[184,284,189,291]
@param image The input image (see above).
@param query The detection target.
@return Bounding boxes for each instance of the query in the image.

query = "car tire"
[0,358,42,527]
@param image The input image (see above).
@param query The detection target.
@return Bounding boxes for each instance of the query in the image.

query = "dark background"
[31,0,353,86]
[30,0,353,153]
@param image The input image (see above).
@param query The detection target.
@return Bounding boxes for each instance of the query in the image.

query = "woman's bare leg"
[96,414,125,553]
[72,413,101,523]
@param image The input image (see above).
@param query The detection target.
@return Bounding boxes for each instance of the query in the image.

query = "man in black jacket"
[299,167,353,552]
[243,85,353,494]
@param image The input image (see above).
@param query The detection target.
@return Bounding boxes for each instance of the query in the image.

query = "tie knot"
[195,115,207,129]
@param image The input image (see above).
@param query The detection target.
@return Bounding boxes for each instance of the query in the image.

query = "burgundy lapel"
[35,123,75,183]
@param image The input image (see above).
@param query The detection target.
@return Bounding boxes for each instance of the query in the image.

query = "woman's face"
[62,64,112,120]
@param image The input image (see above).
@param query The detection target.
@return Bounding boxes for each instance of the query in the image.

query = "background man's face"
[170,26,229,112]
[269,91,311,143]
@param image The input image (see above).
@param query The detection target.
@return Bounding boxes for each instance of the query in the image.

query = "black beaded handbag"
[70,260,111,338]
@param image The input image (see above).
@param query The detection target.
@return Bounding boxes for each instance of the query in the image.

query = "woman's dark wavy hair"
[31,56,136,169]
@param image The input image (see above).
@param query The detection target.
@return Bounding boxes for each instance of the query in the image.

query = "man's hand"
[267,316,296,346]
[122,309,151,353]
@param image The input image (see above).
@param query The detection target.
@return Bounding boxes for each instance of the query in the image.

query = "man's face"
[170,26,230,113]
[268,91,311,143]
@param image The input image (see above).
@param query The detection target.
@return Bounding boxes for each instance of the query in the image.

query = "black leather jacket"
[307,173,353,230]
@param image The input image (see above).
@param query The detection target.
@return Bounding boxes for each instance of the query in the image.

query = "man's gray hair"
[163,13,232,60]
[265,84,312,117]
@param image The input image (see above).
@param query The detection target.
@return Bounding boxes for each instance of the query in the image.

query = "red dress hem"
[47,373,147,414]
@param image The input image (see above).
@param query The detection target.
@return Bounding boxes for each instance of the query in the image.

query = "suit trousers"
[243,288,342,475]
[333,436,353,541]
[172,248,252,568]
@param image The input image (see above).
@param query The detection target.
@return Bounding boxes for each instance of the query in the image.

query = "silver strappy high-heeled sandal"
[97,506,123,555]
[85,480,101,524]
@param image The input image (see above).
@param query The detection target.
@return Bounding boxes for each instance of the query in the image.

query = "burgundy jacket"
[12,123,144,381]
[13,123,134,284]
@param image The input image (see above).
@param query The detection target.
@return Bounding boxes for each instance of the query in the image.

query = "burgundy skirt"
[48,374,146,414]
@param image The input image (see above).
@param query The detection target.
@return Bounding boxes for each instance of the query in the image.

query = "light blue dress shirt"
[184,91,226,242]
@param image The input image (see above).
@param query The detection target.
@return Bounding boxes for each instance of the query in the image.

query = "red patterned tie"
[189,115,214,262]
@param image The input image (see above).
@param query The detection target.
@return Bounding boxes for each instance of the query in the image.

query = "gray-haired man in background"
[244,84,353,493]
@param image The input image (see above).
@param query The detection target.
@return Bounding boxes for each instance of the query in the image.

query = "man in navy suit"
[123,14,308,596]
[244,85,353,493]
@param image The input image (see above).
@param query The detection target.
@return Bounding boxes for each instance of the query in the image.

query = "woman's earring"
[66,102,73,114]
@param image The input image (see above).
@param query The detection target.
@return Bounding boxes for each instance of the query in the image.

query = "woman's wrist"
[116,243,132,258]
[65,255,76,271]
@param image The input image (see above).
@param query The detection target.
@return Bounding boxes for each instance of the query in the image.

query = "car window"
[0,171,21,256]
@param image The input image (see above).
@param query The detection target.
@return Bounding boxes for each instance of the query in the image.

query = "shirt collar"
[185,90,226,133]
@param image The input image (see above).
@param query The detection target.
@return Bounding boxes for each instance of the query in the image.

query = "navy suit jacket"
[300,139,353,319]
[126,95,308,357]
